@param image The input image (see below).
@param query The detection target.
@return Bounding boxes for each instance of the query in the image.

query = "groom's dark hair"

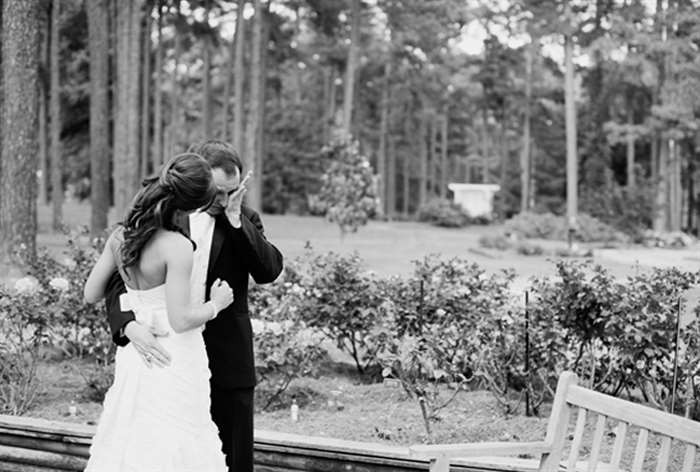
[188,140,243,176]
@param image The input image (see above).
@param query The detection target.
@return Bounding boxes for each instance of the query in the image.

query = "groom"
[104,140,284,472]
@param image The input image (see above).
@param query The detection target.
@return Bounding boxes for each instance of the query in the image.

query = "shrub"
[249,260,328,409]
[504,211,627,243]
[295,252,385,376]
[24,232,115,363]
[253,319,327,411]
[375,255,518,429]
[417,198,471,228]
[0,283,53,414]
[526,261,700,414]
[515,242,544,256]
[580,174,655,240]
[309,139,380,235]
[478,234,512,251]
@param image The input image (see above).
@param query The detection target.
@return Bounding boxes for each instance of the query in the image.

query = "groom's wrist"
[227,210,242,229]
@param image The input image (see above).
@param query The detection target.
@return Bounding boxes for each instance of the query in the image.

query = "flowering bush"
[308,138,380,235]
[417,198,472,228]
[294,251,386,376]
[0,285,53,414]
[504,212,627,243]
[25,233,115,363]
[249,261,328,410]
[526,261,700,415]
[374,255,518,432]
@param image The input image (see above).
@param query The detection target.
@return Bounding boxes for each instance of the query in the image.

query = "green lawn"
[37,200,653,285]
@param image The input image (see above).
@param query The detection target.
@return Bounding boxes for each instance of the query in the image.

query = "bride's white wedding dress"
[85,284,226,472]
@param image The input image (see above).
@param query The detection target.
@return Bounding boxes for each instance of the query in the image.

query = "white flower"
[250,318,264,335]
[14,276,40,295]
[62,257,77,269]
[49,277,70,292]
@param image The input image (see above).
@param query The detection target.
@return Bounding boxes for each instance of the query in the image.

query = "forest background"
[1,0,699,266]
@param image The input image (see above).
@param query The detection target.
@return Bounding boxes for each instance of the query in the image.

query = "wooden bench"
[409,371,700,472]
[0,414,529,472]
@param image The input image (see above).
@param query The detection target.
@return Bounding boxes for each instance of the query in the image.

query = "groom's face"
[208,166,241,215]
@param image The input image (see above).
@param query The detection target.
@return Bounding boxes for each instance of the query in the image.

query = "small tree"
[310,139,380,237]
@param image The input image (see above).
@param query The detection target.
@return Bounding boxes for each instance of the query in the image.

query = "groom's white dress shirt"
[189,211,216,305]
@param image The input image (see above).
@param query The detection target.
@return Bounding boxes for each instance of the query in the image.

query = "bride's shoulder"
[154,229,193,253]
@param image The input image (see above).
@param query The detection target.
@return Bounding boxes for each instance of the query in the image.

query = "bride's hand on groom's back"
[124,321,172,368]
[210,278,234,316]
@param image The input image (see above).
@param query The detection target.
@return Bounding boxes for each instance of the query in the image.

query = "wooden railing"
[0,414,535,472]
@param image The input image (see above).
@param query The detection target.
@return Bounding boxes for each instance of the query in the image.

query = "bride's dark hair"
[120,153,216,270]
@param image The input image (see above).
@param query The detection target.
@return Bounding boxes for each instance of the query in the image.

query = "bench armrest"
[409,440,551,459]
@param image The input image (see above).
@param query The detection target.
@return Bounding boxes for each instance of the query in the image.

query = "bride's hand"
[210,279,234,314]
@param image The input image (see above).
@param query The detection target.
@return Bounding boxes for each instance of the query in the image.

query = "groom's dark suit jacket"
[104,206,284,389]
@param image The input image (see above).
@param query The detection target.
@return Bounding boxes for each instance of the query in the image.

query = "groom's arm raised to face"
[225,207,283,284]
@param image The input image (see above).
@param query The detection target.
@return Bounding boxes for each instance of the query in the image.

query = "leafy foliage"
[417,198,471,228]
[309,139,380,235]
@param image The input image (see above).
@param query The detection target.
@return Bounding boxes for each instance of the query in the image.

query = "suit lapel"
[207,214,225,281]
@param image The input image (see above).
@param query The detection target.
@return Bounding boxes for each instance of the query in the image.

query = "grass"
[37,201,662,283]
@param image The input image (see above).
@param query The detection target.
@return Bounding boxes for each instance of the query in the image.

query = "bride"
[83,153,232,471]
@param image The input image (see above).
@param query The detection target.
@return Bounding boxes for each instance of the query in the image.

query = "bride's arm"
[163,233,232,333]
[84,233,118,303]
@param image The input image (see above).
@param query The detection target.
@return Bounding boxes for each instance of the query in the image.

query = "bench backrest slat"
[654,436,671,472]
[630,427,649,472]
[681,444,696,472]
[566,385,700,447]
[586,413,607,472]
[610,421,627,469]
[566,408,588,471]
[539,372,577,472]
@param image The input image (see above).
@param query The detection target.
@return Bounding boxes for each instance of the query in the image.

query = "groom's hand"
[226,171,252,228]
[124,321,172,368]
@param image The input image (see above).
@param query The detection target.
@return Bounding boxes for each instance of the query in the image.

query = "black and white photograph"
[0,0,699,471]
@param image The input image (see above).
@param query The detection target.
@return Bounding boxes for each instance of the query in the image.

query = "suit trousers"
[210,384,255,472]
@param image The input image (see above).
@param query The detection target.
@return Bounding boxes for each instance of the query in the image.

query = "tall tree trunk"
[377,61,391,215]
[341,0,360,137]
[221,6,238,141]
[292,4,302,105]
[202,0,212,139]
[686,142,694,232]
[322,67,331,142]
[481,110,489,183]
[428,112,437,197]
[387,134,396,219]
[244,0,263,211]
[327,68,338,138]
[255,1,269,204]
[440,112,448,198]
[564,0,578,234]
[499,115,507,200]
[232,0,245,152]
[402,109,411,217]
[418,109,427,208]
[169,1,182,157]
[140,7,152,179]
[0,0,40,267]
[153,0,163,168]
[87,0,111,235]
[38,18,49,206]
[669,140,682,231]
[654,139,669,231]
[520,38,533,212]
[113,0,143,217]
[50,0,62,230]
[626,96,635,187]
